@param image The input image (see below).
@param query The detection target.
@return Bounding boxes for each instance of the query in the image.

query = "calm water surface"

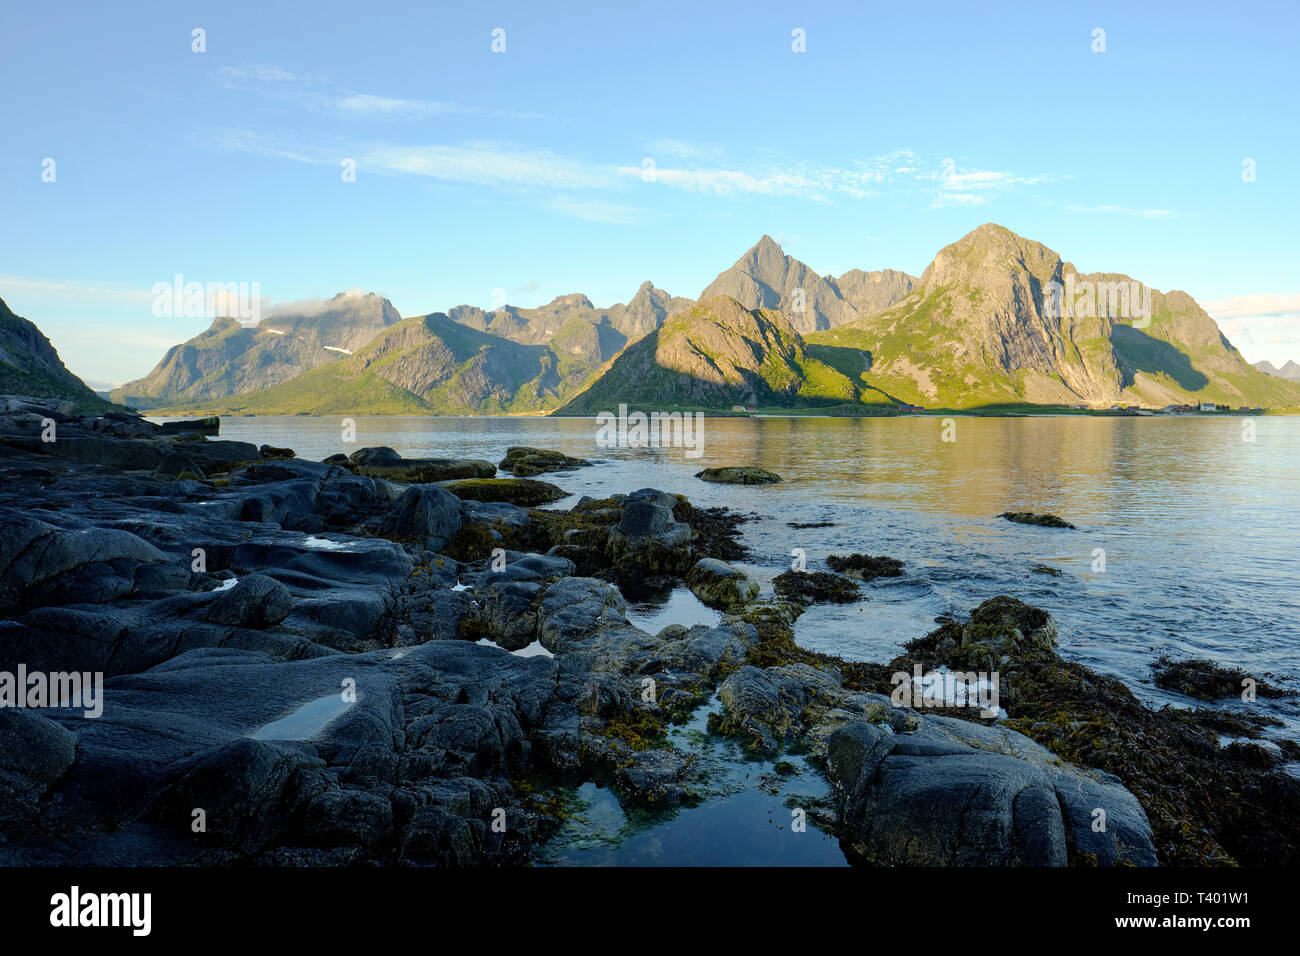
[204,413,1300,856]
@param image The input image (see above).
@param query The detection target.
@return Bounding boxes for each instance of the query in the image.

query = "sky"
[2,0,1298,387]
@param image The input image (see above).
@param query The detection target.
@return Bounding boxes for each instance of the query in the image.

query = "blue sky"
[2,0,1298,386]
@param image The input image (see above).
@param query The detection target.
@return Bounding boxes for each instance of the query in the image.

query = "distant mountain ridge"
[828,269,917,316]
[135,281,695,417]
[447,281,693,353]
[1255,359,1300,382]
[59,224,1300,416]
[150,309,617,416]
[111,291,401,408]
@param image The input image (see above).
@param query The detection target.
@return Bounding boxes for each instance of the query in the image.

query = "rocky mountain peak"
[544,293,595,311]
[700,236,858,333]
[922,223,1063,291]
[1255,358,1300,382]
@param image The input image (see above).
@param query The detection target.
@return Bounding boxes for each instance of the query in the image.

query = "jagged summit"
[700,235,912,333]
[85,224,1300,416]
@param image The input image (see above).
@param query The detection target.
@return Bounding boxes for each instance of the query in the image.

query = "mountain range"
[1255,359,1300,382]
[9,224,1300,416]
[565,224,1299,412]
[172,309,615,416]
[804,224,1296,409]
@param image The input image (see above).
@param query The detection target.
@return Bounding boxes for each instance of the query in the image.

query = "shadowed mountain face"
[558,296,859,412]
[0,297,113,410]
[112,291,401,409]
[1256,359,1300,382]
[806,224,1300,408]
[698,235,914,333]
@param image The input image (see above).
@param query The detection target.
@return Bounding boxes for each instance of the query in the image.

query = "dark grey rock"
[0,709,78,826]
[205,574,294,629]
[382,484,463,551]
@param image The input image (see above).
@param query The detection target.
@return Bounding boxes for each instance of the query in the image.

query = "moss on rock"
[826,553,904,581]
[773,569,861,605]
[694,466,783,485]
[999,511,1076,529]
[445,477,569,507]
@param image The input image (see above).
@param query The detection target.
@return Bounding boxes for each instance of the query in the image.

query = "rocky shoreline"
[0,395,1296,866]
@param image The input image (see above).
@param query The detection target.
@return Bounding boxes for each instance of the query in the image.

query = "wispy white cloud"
[207,128,321,164]
[214,64,300,85]
[366,141,614,188]
[207,126,1055,216]
[1200,293,1300,318]
[933,192,989,207]
[612,148,927,202]
[925,161,1058,208]
[208,129,615,190]
[0,275,153,302]
[1067,204,1175,219]
[1203,294,1300,365]
[263,288,382,319]
[336,94,463,118]
[647,138,725,161]
[213,63,475,121]
[549,196,642,224]
[616,162,887,201]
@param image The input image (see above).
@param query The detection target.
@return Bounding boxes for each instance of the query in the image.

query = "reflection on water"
[625,587,720,634]
[250,692,353,741]
[537,695,847,866]
[211,414,1300,747]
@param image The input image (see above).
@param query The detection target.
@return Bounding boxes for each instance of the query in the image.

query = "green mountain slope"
[557,296,864,413]
[151,311,612,416]
[805,224,1300,409]
[0,296,118,411]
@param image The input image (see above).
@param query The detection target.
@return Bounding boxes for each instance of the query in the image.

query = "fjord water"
[218,414,1300,746]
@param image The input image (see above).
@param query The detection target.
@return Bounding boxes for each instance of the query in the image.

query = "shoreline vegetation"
[2,393,1297,867]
